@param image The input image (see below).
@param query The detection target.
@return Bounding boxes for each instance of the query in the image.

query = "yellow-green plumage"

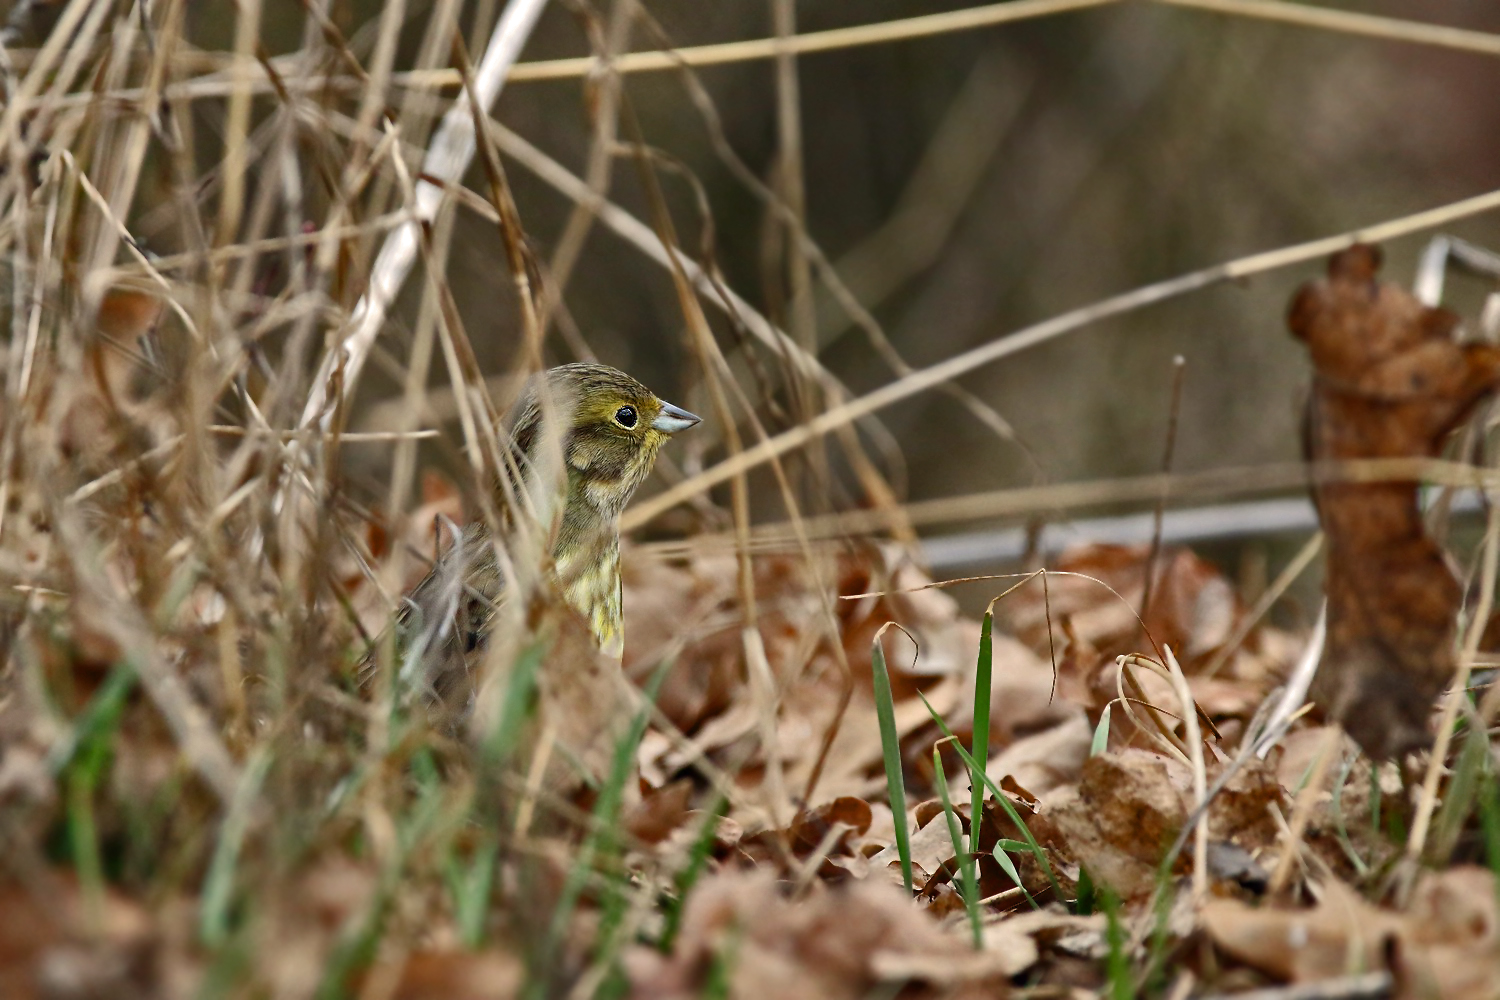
[389,364,698,700]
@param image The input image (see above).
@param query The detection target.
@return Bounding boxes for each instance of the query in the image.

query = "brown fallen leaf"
[377,949,524,1000]
[95,288,164,344]
[1204,867,1500,999]
[624,870,1002,1000]
[1041,749,1282,899]
[1044,750,1190,898]
[347,470,467,633]
[736,796,877,878]
[786,796,873,854]
[986,709,1092,800]
[0,875,158,1000]
[1003,544,1272,754]
[514,604,635,792]
[1008,544,1243,675]
[623,778,695,845]
[1289,243,1500,759]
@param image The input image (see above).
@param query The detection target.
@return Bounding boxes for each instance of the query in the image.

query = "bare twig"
[298,0,550,431]
[1162,647,1208,899]
[1156,0,1500,58]
[1139,356,1187,628]
[626,185,1500,528]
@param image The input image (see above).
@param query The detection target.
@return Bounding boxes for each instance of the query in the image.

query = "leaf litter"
[6,225,1500,1000]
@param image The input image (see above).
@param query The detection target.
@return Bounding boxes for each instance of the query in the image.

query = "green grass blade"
[447,837,499,949]
[201,747,273,947]
[918,692,1061,901]
[660,794,726,951]
[702,927,741,1000]
[934,748,982,947]
[48,661,137,775]
[872,637,913,894]
[58,662,136,928]
[991,840,1039,910]
[535,658,674,996]
[1101,887,1132,1000]
[480,638,548,766]
[1329,751,1368,877]
[969,610,994,866]
[1432,719,1488,862]
[1478,753,1500,920]
[1140,863,1175,996]
[1091,704,1112,757]
[1074,867,1097,916]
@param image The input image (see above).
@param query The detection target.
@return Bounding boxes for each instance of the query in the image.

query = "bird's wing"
[361,522,507,705]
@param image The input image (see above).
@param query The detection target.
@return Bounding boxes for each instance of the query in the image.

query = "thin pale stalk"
[1407,500,1500,869]
[627,184,1500,527]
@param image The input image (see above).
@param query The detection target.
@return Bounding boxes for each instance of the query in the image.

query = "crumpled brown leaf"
[1041,749,1282,899]
[1289,243,1500,759]
[1003,544,1287,754]
[1204,866,1500,999]
[346,470,467,634]
[624,870,1006,1000]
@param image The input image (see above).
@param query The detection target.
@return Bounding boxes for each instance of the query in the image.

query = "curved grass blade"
[934,747,982,947]
[970,609,994,882]
[872,632,913,894]
[1091,703,1112,757]
[918,691,1061,900]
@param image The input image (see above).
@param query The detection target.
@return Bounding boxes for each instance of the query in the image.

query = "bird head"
[509,363,700,519]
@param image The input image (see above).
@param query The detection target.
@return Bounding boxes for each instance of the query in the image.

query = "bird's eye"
[614,405,638,428]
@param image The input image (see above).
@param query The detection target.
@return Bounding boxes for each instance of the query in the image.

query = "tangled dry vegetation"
[5,1,1500,999]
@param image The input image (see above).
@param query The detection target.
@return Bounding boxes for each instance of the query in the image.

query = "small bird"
[384,363,700,702]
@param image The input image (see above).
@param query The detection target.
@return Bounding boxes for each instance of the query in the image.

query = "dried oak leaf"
[1289,243,1500,759]
[785,796,873,855]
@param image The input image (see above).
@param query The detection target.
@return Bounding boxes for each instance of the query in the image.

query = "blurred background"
[25,0,1500,607]
[361,0,1500,479]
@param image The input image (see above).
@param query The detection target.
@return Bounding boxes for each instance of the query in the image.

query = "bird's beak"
[652,400,701,434]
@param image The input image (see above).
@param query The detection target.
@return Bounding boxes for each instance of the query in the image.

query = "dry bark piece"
[1289,243,1500,759]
